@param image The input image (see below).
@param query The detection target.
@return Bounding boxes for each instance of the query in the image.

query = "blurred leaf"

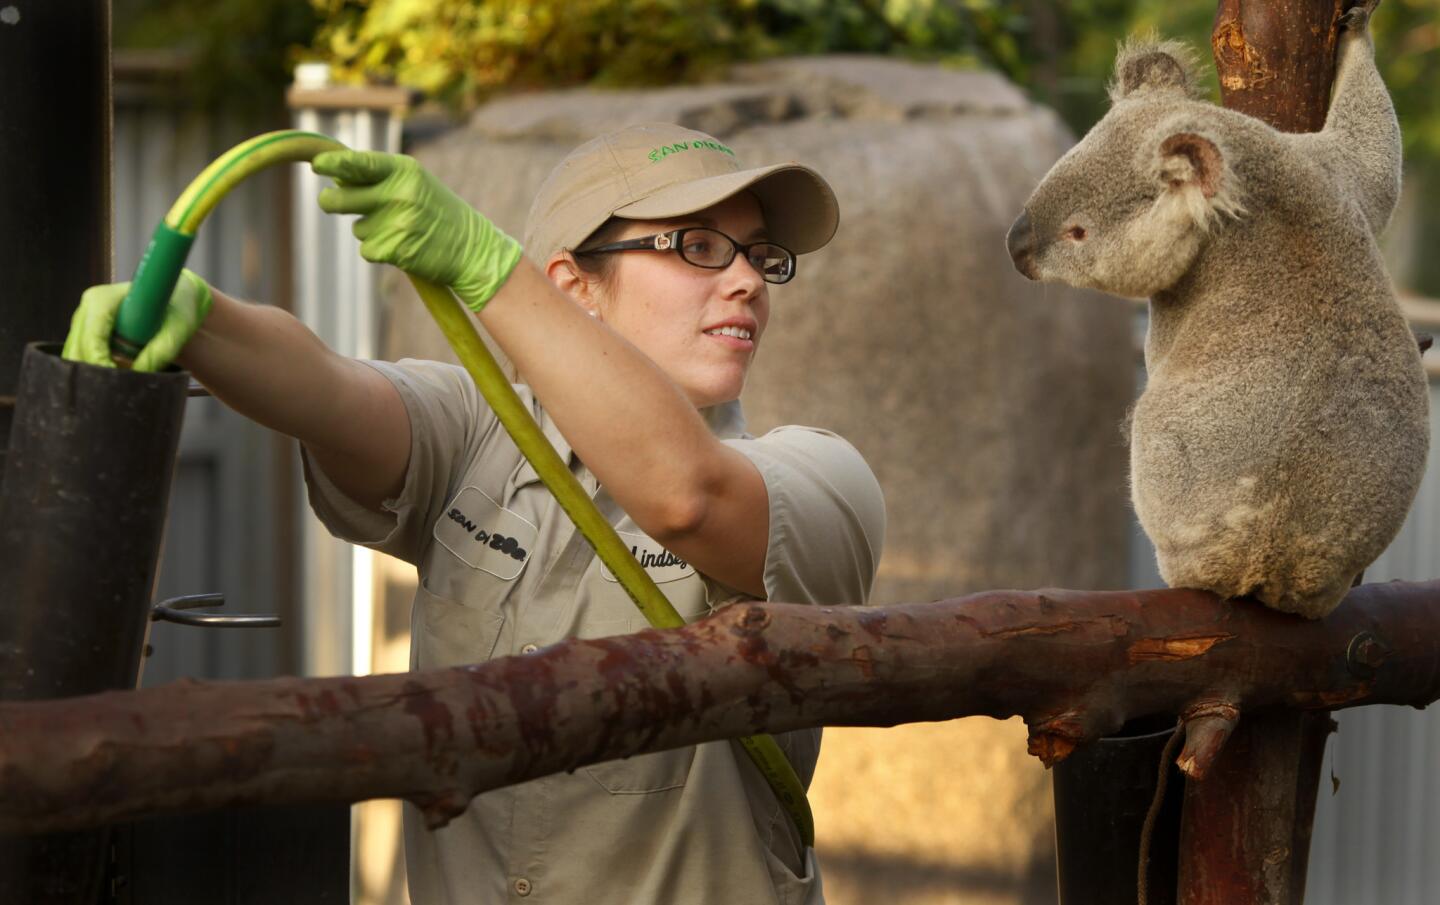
[112,0,1440,170]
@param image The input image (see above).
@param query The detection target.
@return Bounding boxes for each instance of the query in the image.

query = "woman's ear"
[546,252,601,317]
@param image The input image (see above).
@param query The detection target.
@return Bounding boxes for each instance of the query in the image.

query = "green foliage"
[306,0,1000,107]
[1370,0,1440,162]
[114,0,1440,164]
[113,0,319,111]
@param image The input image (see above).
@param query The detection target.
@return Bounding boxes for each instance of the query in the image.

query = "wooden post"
[1211,0,1343,132]
[0,3,114,901]
[1178,3,1349,902]
[1178,711,1334,904]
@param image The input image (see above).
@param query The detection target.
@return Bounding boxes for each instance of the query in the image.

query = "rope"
[1138,721,1186,905]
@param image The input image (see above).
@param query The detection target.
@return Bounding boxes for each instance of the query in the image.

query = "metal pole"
[0,3,116,899]
[0,0,113,463]
[0,343,186,903]
[1053,720,1184,904]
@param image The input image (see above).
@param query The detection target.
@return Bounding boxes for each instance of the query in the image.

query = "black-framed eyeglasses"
[575,227,797,284]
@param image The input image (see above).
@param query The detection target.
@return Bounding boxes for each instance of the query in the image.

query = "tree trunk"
[1,580,1437,836]
[1212,0,1343,132]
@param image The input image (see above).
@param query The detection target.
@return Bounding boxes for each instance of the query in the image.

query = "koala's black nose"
[1006,210,1038,280]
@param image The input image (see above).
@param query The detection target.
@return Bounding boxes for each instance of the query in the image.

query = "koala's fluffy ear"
[1110,37,1204,102]
[1152,130,1245,229]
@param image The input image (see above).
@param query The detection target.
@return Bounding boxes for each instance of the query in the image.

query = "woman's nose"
[724,254,766,297]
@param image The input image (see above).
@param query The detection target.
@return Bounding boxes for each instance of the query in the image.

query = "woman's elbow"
[642,491,711,545]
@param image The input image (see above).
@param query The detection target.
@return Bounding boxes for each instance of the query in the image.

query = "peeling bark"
[1176,702,1241,780]
[1,580,1437,836]
[1212,0,1343,132]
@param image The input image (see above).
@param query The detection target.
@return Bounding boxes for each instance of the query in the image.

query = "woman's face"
[586,193,772,409]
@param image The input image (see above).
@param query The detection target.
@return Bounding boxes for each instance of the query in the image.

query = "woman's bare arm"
[176,289,411,511]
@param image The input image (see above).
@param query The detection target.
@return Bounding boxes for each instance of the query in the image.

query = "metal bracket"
[151,593,281,628]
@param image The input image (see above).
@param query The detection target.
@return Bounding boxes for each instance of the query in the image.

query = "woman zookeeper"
[65,122,886,905]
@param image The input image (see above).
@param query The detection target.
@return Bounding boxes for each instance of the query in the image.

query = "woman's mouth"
[703,325,754,341]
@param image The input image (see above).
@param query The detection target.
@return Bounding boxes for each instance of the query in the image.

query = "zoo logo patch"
[433,486,538,581]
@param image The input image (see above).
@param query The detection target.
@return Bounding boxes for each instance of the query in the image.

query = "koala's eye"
[1065,225,1087,241]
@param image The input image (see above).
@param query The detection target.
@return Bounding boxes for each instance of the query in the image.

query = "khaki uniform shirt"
[303,359,885,905]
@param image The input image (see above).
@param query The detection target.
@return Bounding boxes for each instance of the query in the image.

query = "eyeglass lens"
[679,229,794,284]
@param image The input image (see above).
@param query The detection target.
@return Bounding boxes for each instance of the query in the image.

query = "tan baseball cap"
[523,123,839,264]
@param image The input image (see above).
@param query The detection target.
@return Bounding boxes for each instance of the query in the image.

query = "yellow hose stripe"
[168,131,345,234]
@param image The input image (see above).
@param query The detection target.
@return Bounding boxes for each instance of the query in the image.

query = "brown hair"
[566,216,630,288]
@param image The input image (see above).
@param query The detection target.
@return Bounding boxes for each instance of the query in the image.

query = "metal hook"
[151,592,281,628]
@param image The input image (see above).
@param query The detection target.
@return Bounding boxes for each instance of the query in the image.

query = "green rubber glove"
[62,269,213,373]
[312,150,524,313]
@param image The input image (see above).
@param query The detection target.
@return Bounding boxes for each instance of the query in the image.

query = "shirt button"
[520,643,539,655]
[514,877,532,896]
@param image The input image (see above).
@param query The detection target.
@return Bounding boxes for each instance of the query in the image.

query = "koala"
[1006,0,1429,619]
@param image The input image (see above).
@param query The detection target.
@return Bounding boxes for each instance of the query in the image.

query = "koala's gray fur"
[1006,2,1429,619]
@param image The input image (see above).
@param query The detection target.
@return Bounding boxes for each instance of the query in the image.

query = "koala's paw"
[1340,0,1380,34]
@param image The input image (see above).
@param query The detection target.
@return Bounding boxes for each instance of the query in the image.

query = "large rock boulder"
[384,55,1134,905]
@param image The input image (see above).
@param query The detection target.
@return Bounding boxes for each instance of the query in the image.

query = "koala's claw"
[1340,0,1379,32]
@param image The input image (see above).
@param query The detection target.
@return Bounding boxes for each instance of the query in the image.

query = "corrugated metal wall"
[288,72,406,680]
[112,63,409,904]
[113,68,295,686]
[113,63,407,687]
[286,74,412,905]
[1307,373,1440,905]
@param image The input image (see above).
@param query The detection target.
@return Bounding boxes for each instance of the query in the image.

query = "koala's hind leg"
[1306,0,1402,233]
[1247,553,1356,619]
[1259,580,1353,620]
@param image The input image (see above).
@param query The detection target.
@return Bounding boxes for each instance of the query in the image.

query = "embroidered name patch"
[433,486,538,580]
[601,531,696,584]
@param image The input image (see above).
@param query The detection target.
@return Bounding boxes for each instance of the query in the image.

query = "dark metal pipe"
[0,0,112,463]
[0,342,187,903]
[1053,719,1184,905]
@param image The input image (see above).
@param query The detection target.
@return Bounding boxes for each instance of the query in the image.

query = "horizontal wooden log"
[1,580,1437,835]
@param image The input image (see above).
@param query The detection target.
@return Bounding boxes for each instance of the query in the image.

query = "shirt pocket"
[413,582,505,670]
[582,746,697,795]
[764,844,820,905]
[581,549,704,793]
[416,486,536,669]
[579,532,710,793]
[579,598,698,791]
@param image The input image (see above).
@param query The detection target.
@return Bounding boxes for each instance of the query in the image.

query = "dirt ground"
[811,719,1059,905]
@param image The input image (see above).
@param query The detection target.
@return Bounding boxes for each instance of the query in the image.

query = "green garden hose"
[113,129,815,847]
